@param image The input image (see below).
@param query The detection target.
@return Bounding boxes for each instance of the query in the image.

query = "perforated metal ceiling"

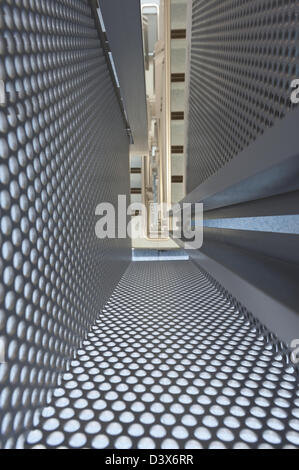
[0,0,130,448]
[24,262,299,449]
[187,0,299,193]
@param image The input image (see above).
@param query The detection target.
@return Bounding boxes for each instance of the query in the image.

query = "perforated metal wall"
[0,0,130,448]
[23,261,299,449]
[187,0,299,193]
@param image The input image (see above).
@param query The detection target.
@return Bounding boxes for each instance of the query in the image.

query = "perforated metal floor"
[25,261,299,449]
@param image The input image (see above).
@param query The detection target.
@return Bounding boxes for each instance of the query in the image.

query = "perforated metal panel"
[0,0,130,448]
[187,0,299,193]
[24,262,299,449]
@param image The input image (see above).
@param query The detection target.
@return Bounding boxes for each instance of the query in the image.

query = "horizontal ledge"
[188,248,299,345]
[202,227,299,266]
[204,190,299,219]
